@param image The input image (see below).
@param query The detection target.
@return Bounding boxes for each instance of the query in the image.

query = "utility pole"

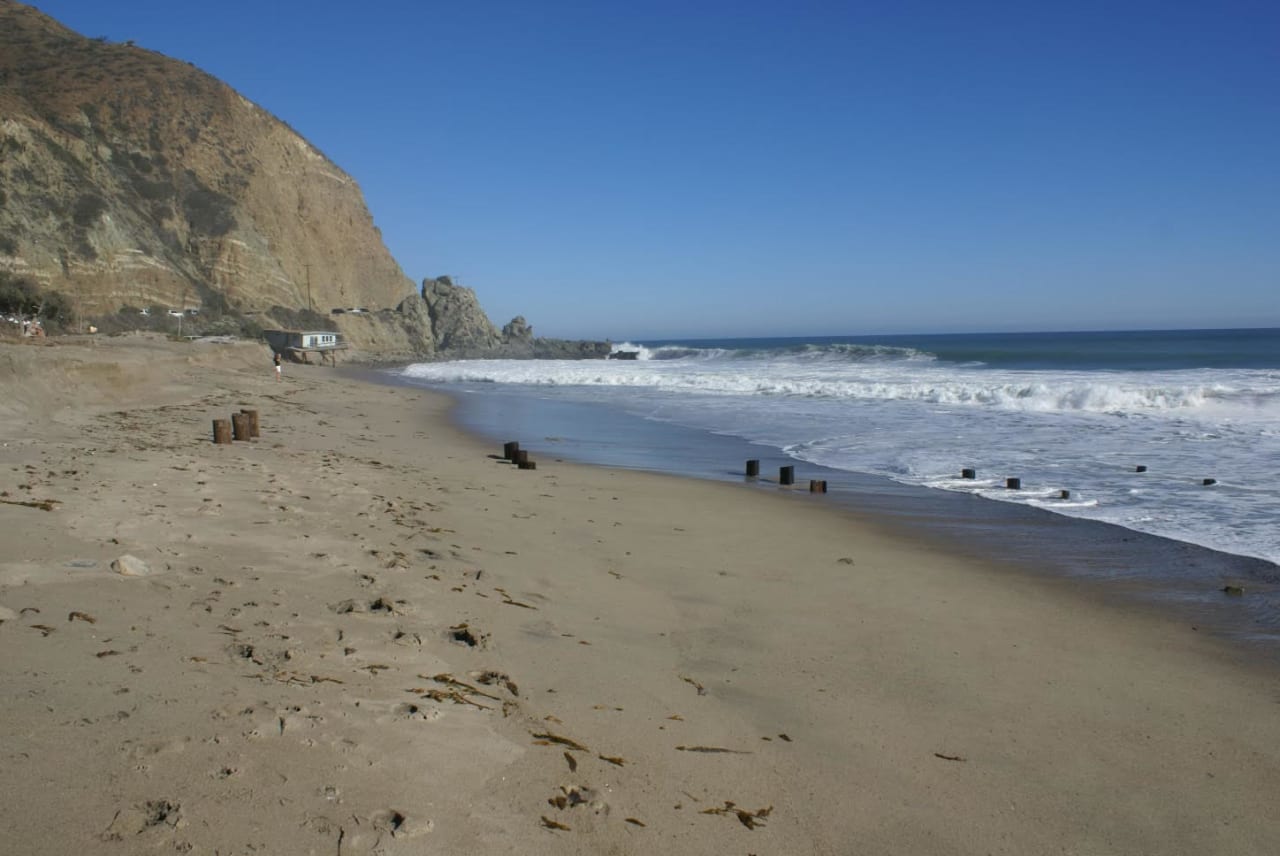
[305,264,313,312]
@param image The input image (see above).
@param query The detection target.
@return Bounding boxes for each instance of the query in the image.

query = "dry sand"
[2,334,1278,855]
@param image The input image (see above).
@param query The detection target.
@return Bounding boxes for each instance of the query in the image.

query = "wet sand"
[2,334,1279,855]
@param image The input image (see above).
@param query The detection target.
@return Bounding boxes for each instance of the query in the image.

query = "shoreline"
[358,365,1280,659]
[4,337,1280,854]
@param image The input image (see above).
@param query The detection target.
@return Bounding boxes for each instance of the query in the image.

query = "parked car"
[139,308,150,316]
[185,308,199,316]
[167,309,183,317]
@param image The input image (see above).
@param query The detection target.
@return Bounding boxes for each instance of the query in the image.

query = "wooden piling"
[1060,489,1071,499]
[1135,465,1147,473]
[518,460,537,470]
[809,479,827,493]
[961,468,976,479]
[1006,477,1021,490]
[514,450,529,466]
[231,411,252,441]
[745,459,760,478]
[239,409,260,438]
[779,465,795,486]
[212,419,232,445]
[1203,478,1217,486]
[503,441,520,460]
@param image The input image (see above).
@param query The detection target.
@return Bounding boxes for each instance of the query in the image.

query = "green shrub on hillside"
[0,273,71,321]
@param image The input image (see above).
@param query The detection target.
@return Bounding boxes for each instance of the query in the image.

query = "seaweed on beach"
[701,801,772,830]
[0,497,59,511]
[679,674,707,695]
[676,745,752,754]
[427,672,501,700]
[531,731,589,752]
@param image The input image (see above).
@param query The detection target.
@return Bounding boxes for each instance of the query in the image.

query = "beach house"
[263,329,348,364]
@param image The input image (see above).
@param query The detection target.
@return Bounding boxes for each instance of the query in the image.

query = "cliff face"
[0,2,610,360]
[0,1,414,342]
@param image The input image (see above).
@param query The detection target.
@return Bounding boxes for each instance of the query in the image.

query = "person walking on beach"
[273,351,282,382]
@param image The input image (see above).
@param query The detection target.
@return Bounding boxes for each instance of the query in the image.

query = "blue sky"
[30,0,1280,339]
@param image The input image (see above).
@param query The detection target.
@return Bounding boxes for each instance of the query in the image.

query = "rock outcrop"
[421,276,502,353]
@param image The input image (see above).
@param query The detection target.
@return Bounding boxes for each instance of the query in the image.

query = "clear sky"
[28,0,1280,339]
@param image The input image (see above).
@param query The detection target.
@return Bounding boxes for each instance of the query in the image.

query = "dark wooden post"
[1060,489,1071,499]
[514,449,529,466]
[212,419,232,445]
[780,465,795,486]
[961,468,976,479]
[1006,477,1021,490]
[745,459,760,477]
[518,460,538,470]
[231,412,252,441]
[1135,465,1147,473]
[809,479,827,493]
[1202,478,1217,486]
[239,409,260,438]
[503,441,520,460]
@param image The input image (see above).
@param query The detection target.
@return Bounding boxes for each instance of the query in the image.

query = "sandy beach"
[2,334,1279,855]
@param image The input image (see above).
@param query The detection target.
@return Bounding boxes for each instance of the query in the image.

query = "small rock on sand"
[112,554,153,577]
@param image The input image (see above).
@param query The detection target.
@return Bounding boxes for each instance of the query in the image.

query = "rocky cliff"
[0,1,608,360]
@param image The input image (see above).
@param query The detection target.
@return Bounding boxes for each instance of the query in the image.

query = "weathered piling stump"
[745,459,760,478]
[1203,478,1217,486]
[1135,465,1147,473]
[1005,477,1021,490]
[212,419,232,445]
[779,465,795,486]
[809,479,827,493]
[514,450,530,467]
[231,411,252,441]
[961,468,976,479]
[239,409,260,438]
[518,459,537,470]
[1060,489,1071,499]
[503,441,520,461]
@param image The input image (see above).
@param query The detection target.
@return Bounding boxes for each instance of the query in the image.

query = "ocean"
[382,328,1280,646]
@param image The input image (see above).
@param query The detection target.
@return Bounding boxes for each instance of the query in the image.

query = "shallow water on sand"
[354,369,1280,658]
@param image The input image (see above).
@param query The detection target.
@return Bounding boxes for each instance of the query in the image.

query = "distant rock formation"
[414,278,612,360]
[502,315,534,346]
[421,276,502,352]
